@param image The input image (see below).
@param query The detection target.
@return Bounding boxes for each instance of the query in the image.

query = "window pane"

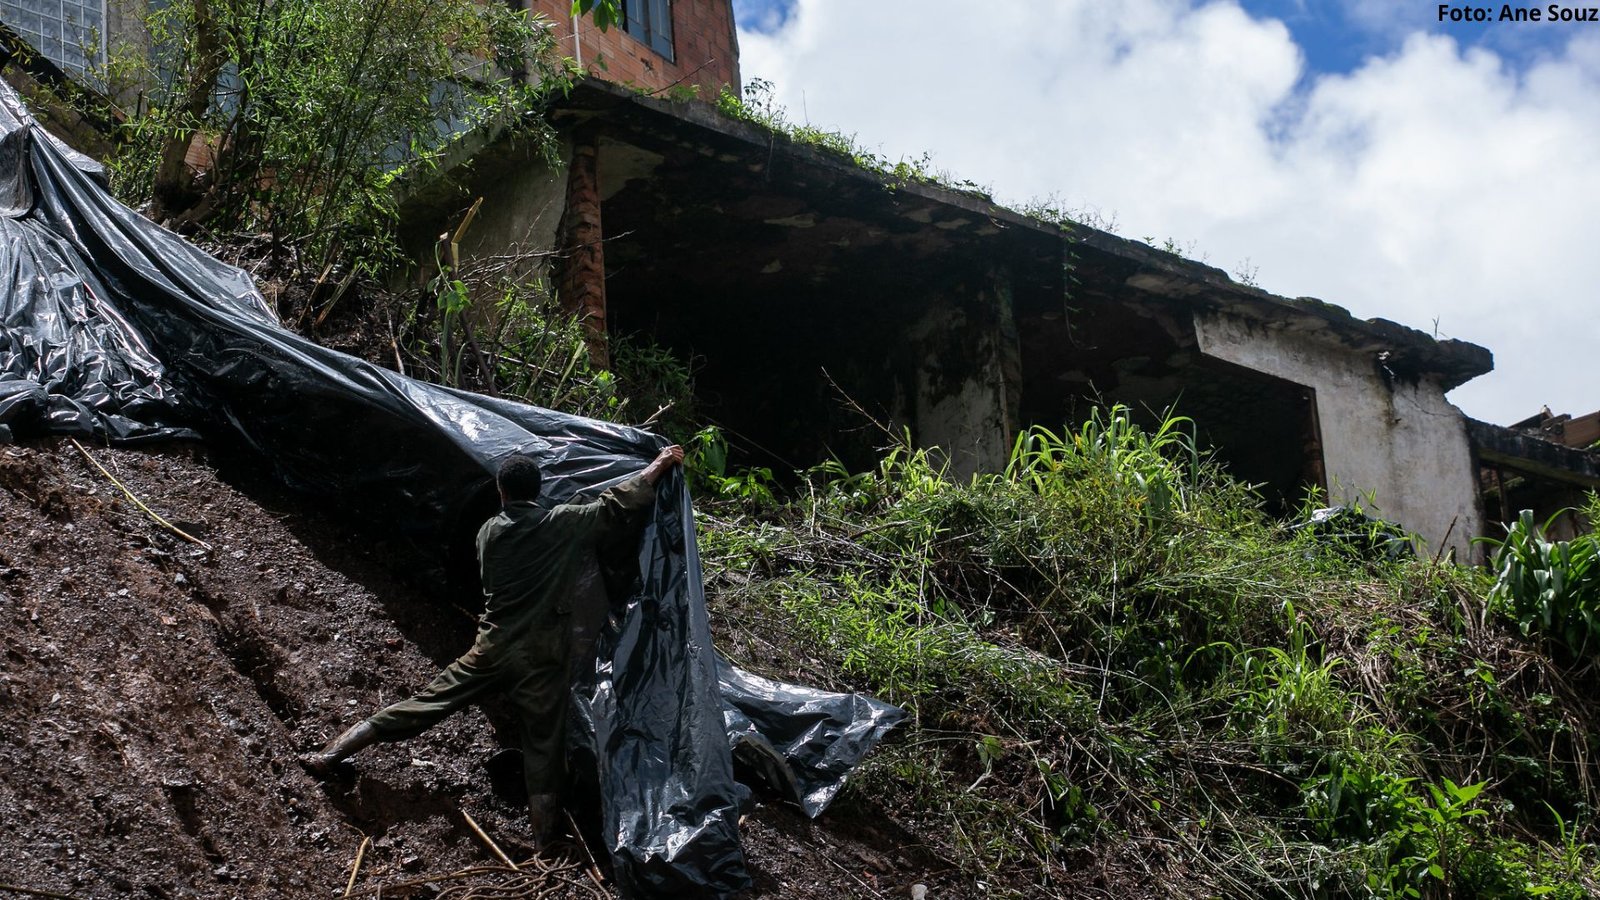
[2,0,105,71]
[623,0,645,39]
[649,0,672,60]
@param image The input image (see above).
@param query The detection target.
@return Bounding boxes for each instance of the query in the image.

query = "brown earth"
[0,438,974,900]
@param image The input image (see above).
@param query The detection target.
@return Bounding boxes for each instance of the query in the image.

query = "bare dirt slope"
[0,439,958,899]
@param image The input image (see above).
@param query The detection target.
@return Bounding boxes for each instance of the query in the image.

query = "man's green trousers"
[364,617,571,798]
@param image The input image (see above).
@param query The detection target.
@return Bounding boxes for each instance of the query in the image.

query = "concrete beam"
[1468,418,1600,488]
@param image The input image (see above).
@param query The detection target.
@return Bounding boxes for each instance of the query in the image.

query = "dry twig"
[69,439,212,550]
[462,808,520,871]
[343,835,371,897]
[563,811,606,892]
[347,853,606,900]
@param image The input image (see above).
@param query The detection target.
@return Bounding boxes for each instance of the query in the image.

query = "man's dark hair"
[497,455,543,502]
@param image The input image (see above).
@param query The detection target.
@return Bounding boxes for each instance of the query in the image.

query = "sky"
[730,0,1599,425]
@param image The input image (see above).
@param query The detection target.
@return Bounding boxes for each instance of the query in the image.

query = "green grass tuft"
[701,405,1600,897]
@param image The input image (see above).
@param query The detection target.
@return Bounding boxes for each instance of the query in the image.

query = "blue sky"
[732,1,1600,425]
[738,0,1573,76]
[1238,1,1564,74]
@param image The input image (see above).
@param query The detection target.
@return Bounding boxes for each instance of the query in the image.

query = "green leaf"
[1451,780,1487,803]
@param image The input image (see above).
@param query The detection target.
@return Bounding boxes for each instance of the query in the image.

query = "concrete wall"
[451,136,572,284]
[1195,312,1482,560]
[402,134,575,351]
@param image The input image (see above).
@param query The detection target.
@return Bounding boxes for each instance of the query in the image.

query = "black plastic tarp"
[0,82,903,897]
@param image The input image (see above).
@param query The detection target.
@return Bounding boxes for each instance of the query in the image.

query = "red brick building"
[528,0,740,97]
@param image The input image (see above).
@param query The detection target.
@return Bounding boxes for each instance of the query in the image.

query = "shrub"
[1481,506,1600,659]
[106,0,566,273]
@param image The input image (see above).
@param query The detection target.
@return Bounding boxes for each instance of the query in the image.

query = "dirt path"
[0,439,960,899]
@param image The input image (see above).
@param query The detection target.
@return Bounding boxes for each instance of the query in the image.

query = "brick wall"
[529,0,739,98]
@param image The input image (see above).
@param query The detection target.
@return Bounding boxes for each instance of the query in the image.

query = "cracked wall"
[1196,311,1482,560]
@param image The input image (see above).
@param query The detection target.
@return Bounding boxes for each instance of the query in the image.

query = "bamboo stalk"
[342,835,370,897]
[461,808,519,871]
[564,810,606,891]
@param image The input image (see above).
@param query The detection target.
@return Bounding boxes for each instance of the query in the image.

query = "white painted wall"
[916,363,1010,478]
[1195,312,1482,561]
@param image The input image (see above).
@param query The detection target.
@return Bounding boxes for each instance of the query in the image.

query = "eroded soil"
[0,439,966,899]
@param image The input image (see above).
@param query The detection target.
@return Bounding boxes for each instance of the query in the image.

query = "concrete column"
[910,266,1021,478]
[557,131,609,369]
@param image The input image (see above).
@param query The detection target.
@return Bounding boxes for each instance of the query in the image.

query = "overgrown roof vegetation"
[710,77,994,200]
[705,78,1281,291]
[695,410,1600,898]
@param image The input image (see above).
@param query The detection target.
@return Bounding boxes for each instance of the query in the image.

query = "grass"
[714,78,992,199]
[697,405,1600,898]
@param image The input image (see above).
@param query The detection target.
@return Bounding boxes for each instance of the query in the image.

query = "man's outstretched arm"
[574,444,684,535]
[638,444,684,486]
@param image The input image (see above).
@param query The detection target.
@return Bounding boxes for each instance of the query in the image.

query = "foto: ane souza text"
[1438,4,1600,20]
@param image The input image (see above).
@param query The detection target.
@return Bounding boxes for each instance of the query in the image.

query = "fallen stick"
[344,860,597,898]
[343,835,370,897]
[564,810,607,892]
[344,864,509,898]
[461,808,520,871]
[69,439,212,551]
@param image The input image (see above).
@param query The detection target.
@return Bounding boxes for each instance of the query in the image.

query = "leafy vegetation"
[89,0,700,434]
[699,405,1600,898]
[103,0,570,274]
[1481,503,1600,660]
[714,78,991,196]
[406,256,695,433]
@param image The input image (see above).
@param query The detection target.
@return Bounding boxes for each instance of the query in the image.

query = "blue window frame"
[623,0,673,62]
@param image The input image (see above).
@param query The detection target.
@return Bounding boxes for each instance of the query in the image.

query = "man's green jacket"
[470,473,656,662]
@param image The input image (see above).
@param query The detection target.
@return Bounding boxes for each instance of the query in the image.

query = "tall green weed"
[699,407,1600,897]
[1481,504,1600,659]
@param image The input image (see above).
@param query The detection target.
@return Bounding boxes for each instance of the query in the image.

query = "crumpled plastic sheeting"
[0,117,191,443]
[720,660,905,817]
[0,81,902,896]
[1293,506,1414,563]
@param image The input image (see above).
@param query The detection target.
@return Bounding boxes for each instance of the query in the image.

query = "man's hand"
[641,445,684,485]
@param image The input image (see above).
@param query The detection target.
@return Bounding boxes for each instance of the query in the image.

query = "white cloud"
[737,1,1600,423]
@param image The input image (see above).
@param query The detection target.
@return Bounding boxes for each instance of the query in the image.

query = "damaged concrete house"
[4,0,1596,560]
[400,2,1600,562]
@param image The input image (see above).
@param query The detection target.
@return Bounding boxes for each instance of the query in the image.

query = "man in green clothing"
[303,444,684,846]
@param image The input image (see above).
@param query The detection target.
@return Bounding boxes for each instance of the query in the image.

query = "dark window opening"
[623,0,674,61]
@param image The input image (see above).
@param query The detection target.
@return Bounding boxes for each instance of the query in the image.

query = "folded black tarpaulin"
[0,82,903,897]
